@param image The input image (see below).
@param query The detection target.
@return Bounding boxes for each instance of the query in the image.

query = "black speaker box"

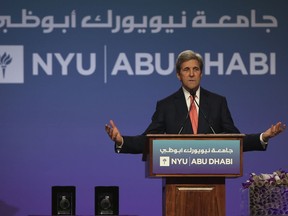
[52,186,76,215]
[95,186,119,215]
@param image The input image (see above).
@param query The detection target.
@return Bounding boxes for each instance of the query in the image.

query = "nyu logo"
[0,45,24,84]
[0,53,12,77]
[0,45,277,85]
[160,156,170,167]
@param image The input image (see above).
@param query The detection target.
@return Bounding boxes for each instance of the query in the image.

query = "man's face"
[176,59,202,91]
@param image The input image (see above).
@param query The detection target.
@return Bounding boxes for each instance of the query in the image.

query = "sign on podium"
[143,134,244,216]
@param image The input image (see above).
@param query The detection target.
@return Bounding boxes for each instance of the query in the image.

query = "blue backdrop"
[1,0,287,215]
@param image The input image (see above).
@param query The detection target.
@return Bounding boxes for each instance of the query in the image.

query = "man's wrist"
[116,137,124,153]
[260,133,268,145]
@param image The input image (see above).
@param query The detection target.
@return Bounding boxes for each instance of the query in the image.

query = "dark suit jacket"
[118,87,266,153]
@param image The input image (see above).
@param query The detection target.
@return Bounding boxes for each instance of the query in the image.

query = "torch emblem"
[0,52,13,78]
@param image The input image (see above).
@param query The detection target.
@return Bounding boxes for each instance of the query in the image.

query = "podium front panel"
[148,136,242,177]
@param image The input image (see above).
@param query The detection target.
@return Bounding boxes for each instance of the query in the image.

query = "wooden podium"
[143,134,244,216]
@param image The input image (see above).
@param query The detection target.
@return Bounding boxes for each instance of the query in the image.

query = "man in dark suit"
[105,50,286,154]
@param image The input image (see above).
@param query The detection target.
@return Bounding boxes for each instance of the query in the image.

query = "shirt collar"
[182,87,200,100]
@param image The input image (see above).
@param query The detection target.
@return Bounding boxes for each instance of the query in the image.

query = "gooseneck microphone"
[177,90,195,134]
[190,89,216,134]
[177,106,191,134]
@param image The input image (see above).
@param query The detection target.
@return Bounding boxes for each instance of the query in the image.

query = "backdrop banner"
[1,0,287,215]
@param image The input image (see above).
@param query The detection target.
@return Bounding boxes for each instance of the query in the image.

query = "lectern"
[143,134,244,216]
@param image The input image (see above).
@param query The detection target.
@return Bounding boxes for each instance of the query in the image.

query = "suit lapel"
[198,88,211,133]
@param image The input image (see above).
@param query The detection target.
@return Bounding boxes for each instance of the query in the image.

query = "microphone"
[177,90,195,134]
[189,89,216,134]
[177,107,191,134]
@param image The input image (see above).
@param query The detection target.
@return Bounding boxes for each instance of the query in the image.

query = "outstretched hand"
[262,122,286,142]
[105,120,123,146]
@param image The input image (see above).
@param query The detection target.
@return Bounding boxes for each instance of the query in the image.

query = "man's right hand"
[105,120,124,146]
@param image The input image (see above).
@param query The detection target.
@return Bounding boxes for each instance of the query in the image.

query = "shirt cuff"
[116,137,124,153]
[260,133,268,147]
